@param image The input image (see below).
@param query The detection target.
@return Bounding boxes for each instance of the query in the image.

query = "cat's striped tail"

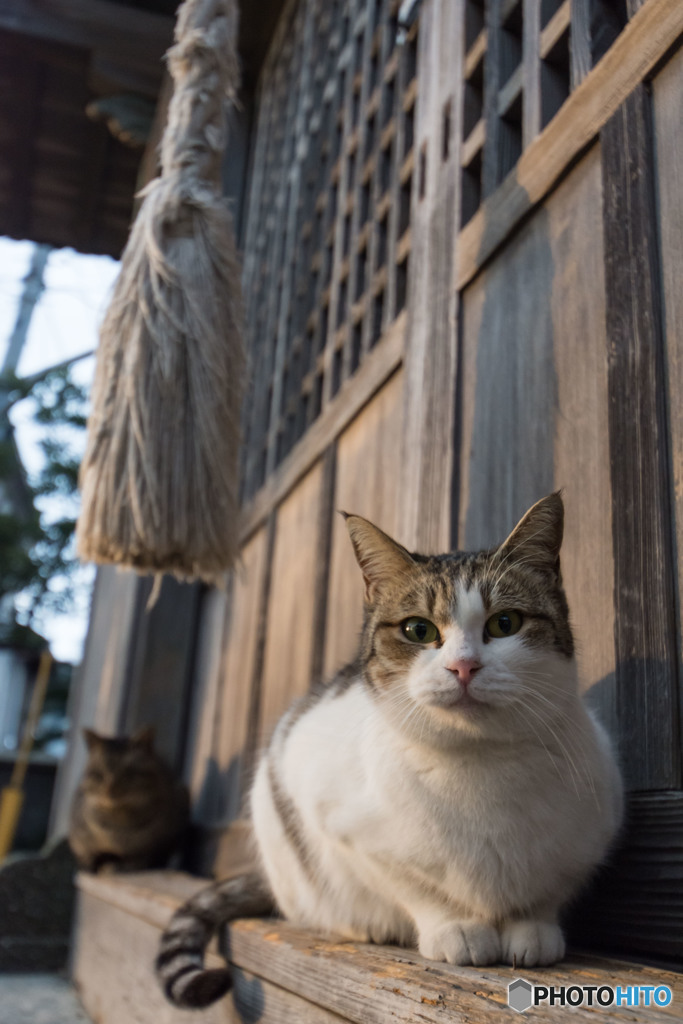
[156,871,274,1008]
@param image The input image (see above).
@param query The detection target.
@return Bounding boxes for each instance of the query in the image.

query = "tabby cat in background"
[157,494,623,1010]
[69,727,189,873]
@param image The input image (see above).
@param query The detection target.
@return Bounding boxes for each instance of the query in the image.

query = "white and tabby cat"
[157,493,623,1008]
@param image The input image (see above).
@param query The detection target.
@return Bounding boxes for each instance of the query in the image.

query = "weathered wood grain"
[122,578,202,772]
[324,369,405,677]
[324,0,359,408]
[547,146,616,718]
[458,146,617,719]
[184,587,229,817]
[652,48,683,728]
[456,0,683,290]
[74,871,683,1024]
[523,0,542,147]
[458,179,560,550]
[481,0,504,199]
[227,917,683,1024]
[601,84,680,792]
[400,0,462,552]
[207,527,271,825]
[310,445,338,684]
[74,875,232,1024]
[258,462,325,744]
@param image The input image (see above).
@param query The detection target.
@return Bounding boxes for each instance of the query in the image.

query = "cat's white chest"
[279,684,614,925]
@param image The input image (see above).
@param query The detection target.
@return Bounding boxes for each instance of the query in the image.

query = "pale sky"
[0,237,120,663]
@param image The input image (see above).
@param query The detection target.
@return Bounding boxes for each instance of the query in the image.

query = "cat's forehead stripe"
[453,580,486,624]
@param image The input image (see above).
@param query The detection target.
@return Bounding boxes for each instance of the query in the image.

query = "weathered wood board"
[458,146,616,719]
[323,370,405,678]
[653,47,683,703]
[401,0,462,553]
[184,587,229,817]
[601,84,679,791]
[73,872,683,1024]
[208,528,270,823]
[259,462,325,744]
[228,917,683,1024]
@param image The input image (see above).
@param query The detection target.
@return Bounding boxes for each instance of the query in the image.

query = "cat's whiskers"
[376,689,425,733]
[510,695,589,799]
[510,701,581,797]
[517,686,599,805]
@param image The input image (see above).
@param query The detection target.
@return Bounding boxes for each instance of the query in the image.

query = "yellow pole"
[0,648,53,860]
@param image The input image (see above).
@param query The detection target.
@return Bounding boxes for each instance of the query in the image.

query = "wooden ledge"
[75,872,682,1023]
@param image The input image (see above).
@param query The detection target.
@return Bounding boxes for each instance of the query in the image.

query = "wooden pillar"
[601,83,680,792]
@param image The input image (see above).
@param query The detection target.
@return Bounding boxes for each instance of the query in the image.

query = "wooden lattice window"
[460,0,629,226]
[241,0,418,501]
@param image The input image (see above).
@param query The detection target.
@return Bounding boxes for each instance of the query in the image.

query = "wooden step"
[72,871,683,1023]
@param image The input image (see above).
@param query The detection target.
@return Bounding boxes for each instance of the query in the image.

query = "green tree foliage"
[0,365,88,641]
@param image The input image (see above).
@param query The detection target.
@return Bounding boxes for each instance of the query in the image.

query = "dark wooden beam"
[4,47,47,240]
[0,0,173,98]
[568,791,683,963]
[601,84,680,792]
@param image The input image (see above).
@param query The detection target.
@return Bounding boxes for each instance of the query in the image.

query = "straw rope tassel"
[77,0,244,585]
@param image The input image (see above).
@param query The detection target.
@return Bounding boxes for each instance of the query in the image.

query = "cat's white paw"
[419,920,501,966]
[501,920,565,967]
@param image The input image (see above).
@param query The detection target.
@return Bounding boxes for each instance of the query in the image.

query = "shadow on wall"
[568,660,682,964]
[185,755,244,878]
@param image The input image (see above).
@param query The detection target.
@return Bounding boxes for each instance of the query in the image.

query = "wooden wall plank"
[601,84,680,791]
[310,446,338,683]
[259,462,325,743]
[458,147,616,719]
[458,199,561,550]
[324,370,404,677]
[653,47,683,761]
[400,0,463,552]
[184,588,229,820]
[204,528,270,825]
[121,578,201,772]
[547,146,616,721]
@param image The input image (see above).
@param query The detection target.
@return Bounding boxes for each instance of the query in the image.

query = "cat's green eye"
[485,610,523,639]
[402,617,440,644]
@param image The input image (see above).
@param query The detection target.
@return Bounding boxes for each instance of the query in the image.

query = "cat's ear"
[132,725,155,751]
[499,492,564,575]
[343,513,415,602]
[83,727,101,751]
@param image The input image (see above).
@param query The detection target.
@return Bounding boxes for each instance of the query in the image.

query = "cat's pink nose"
[446,658,482,686]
